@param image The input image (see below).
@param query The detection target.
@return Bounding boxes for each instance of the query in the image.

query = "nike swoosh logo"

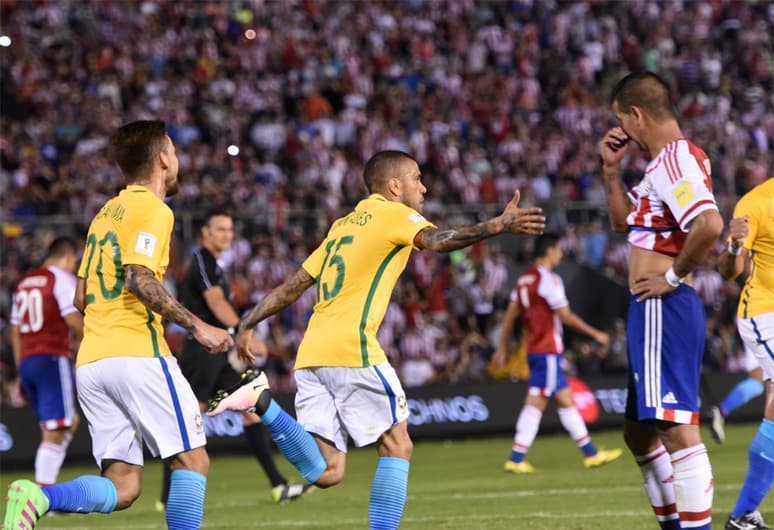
[760,452,774,463]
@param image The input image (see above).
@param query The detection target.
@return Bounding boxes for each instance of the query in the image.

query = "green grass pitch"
[2,424,771,529]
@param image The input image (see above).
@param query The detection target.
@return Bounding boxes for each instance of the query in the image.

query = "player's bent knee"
[316,462,346,488]
[170,447,210,476]
[113,481,142,510]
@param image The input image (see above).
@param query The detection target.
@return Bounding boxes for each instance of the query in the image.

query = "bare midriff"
[628,246,693,290]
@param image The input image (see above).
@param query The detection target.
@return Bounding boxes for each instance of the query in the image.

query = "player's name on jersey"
[334,209,372,228]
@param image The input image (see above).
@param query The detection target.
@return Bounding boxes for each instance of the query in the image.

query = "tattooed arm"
[415,190,545,253]
[234,267,316,364]
[238,268,316,332]
[126,264,198,330]
[125,264,233,352]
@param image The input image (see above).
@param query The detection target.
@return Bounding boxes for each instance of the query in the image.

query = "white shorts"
[294,362,409,453]
[741,340,761,372]
[77,356,206,468]
[737,312,774,382]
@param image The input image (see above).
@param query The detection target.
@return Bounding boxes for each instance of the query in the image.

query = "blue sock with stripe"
[369,457,409,530]
[731,418,774,518]
[719,377,764,416]
[261,399,327,483]
[166,470,206,530]
[43,475,117,513]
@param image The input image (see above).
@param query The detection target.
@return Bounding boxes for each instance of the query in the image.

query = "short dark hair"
[534,232,561,259]
[363,150,416,193]
[46,236,78,259]
[204,209,232,225]
[109,120,169,182]
[610,71,676,122]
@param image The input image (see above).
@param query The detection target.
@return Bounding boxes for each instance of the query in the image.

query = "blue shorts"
[19,355,77,430]
[625,284,704,424]
[527,353,568,397]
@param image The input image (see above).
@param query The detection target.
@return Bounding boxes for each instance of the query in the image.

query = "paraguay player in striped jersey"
[600,71,723,530]
[206,150,545,530]
[10,237,83,489]
[494,232,621,474]
[717,178,774,530]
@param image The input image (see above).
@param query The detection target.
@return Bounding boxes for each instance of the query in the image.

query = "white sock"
[61,431,74,451]
[512,405,542,454]
[557,406,591,447]
[35,441,67,485]
[671,444,713,528]
[635,445,679,525]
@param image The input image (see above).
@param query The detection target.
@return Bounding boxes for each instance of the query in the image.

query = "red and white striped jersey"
[626,139,718,257]
[509,265,568,354]
[10,265,78,359]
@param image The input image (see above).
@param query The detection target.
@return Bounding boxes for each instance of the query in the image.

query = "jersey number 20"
[15,289,43,333]
[83,230,125,305]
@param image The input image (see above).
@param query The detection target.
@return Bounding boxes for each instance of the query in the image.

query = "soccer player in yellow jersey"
[206,150,545,529]
[4,120,233,530]
[717,177,774,530]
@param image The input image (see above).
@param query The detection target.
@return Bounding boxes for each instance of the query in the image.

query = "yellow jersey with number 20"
[76,185,174,366]
[297,193,435,369]
[736,178,774,319]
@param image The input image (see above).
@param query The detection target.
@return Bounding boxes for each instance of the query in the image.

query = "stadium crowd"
[1,0,772,396]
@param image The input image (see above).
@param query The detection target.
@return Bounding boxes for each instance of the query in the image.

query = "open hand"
[501,190,545,235]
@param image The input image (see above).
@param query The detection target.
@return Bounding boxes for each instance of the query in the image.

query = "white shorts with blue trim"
[737,312,774,382]
[294,361,409,453]
[76,356,206,469]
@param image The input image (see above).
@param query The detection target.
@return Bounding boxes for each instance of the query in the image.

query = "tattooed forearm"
[239,268,315,331]
[418,219,503,253]
[125,264,197,331]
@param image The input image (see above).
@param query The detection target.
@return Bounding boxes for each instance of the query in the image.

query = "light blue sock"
[720,378,765,416]
[369,457,410,530]
[731,419,774,518]
[42,475,117,513]
[261,399,327,483]
[166,470,206,530]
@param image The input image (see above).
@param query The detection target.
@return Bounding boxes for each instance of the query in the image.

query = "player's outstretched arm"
[235,267,316,364]
[415,191,544,253]
[125,264,233,353]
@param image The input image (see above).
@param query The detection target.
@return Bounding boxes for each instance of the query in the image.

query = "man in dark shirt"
[160,211,310,506]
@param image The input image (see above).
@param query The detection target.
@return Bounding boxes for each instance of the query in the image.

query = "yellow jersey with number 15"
[297,193,435,369]
[736,178,774,319]
[76,185,174,366]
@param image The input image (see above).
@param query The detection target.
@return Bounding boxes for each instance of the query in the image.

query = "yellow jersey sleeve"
[383,201,435,249]
[122,196,173,272]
